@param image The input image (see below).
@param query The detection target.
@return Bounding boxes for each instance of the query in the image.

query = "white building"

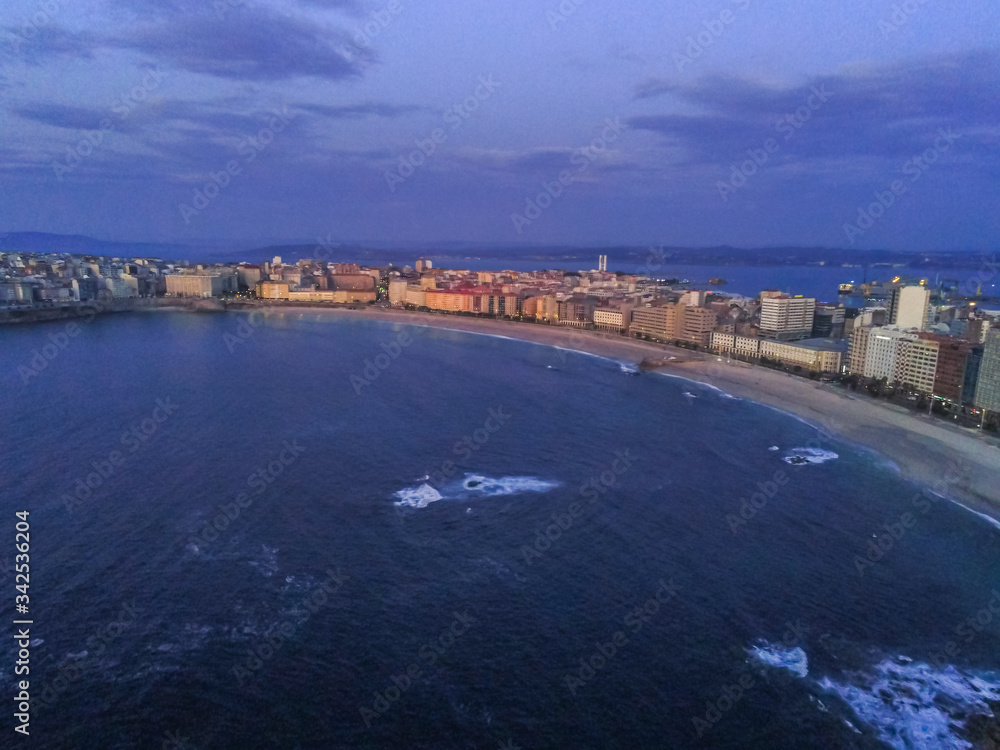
[890,286,930,330]
[760,296,816,341]
[593,308,627,332]
[862,326,920,381]
[165,274,224,298]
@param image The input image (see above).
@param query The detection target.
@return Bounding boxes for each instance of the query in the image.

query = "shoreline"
[264,304,1000,526]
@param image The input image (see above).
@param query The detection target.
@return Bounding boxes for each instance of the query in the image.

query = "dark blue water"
[2,311,999,749]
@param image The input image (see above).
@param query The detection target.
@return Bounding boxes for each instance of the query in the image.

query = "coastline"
[265,304,1000,526]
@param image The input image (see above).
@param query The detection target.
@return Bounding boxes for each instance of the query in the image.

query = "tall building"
[812,305,846,338]
[556,296,596,327]
[965,317,992,344]
[760,296,816,341]
[973,330,1000,412]
[388,278,409,306]
[918,333,972,402]
[861,326,919,381]
[889,285,930,330]
[899,337,938,394]
[630,303,679,342]
[679,306,717,347]
[598,255,608,272]
[415,258,433,272]
[848,325,871,374]
[963,346,984,405]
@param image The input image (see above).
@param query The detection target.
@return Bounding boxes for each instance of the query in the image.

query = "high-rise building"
[973,330,1000,412]
[812,305,846,338]
[963,346,984,405]
[889,285,930,330]
[415,258,433,272]
[848,325,871,374]
[759,296,816,341]
[679,306,717,347]
[918,333,973,402]
[965,317,992,344]
[630,303,679,342]
[598,255,607,272]
[861,326,919,381]
[899,337,938,394]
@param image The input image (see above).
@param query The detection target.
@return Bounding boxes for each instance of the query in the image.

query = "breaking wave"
[748,641,809,677]
[394,474,560,509]
[819,658,1000,749]
[782,447,839,465]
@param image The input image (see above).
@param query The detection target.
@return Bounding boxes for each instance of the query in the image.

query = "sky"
[0,0,998,251]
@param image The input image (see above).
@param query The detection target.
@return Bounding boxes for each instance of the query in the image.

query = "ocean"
[2,311,999,749]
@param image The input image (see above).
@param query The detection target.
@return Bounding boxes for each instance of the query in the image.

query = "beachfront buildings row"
[844,323,1000,411]
[711,334,847,373]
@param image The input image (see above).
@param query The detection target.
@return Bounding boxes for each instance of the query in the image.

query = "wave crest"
[782,447,838,465]
[393,474,559,509]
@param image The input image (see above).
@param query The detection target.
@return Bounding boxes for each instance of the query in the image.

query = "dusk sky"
[1,0,998,250]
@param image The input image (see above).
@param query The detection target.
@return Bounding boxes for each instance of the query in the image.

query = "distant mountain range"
[0,232,988,270]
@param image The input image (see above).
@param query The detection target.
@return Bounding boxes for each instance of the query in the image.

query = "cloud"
[633,77,675,100]
[14,103,111,131]
[3,6,375,82]
[108,12,373,81]
[628,50,1000,168]
[297,102,428,119]
[296,0,362,11]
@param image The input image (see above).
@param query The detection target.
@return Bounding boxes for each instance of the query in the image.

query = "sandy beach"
[261,304,1000,525]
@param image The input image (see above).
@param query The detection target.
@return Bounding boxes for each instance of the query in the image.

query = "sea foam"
[782,447,839,465]
[394,483,443,508]
[748,641,809,677]
[394,474,559,509]
[819,659,1000,750]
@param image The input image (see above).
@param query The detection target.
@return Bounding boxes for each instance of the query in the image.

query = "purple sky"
[1,0,998,250]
